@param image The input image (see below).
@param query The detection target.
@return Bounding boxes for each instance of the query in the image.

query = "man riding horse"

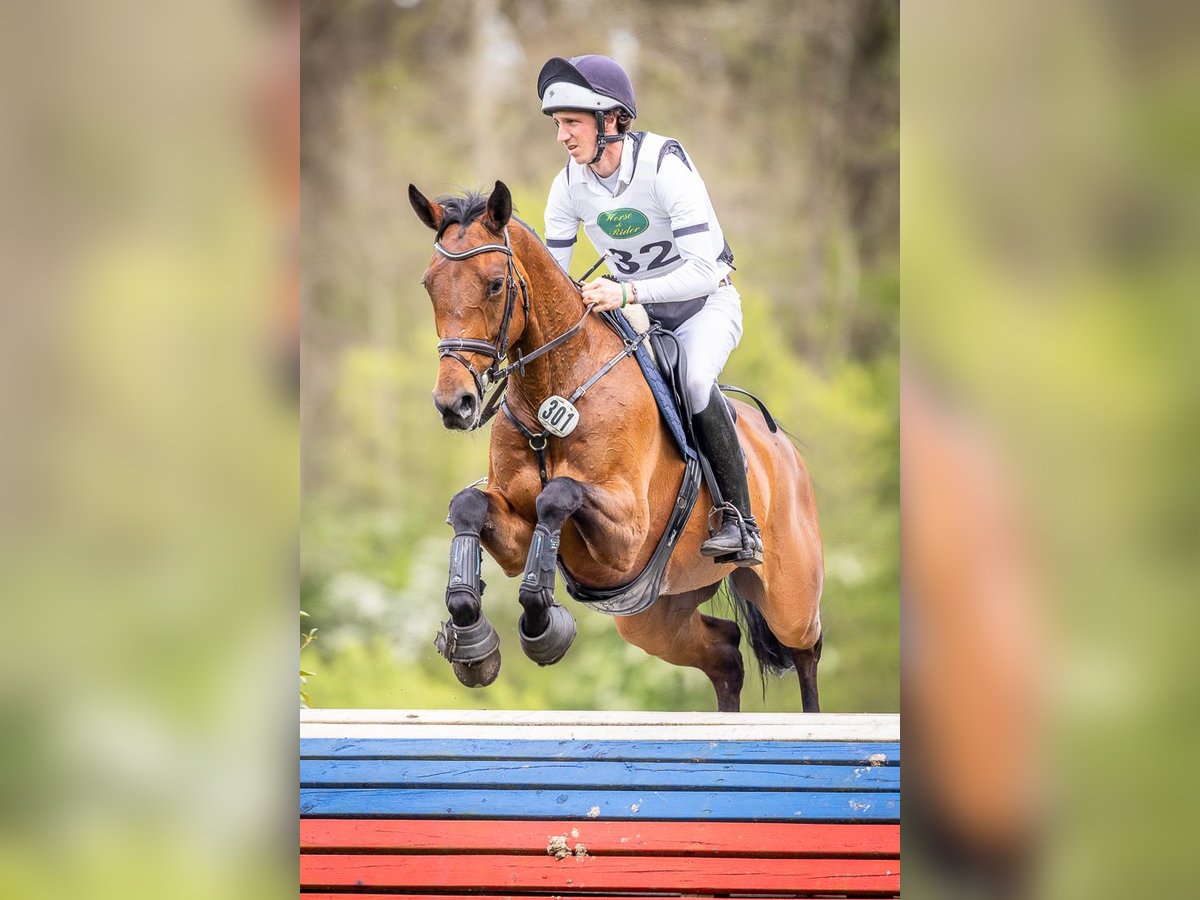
[537,54,762,566]
[408,55,824,709]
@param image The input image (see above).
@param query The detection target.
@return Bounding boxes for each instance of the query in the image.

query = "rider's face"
[553,111,606,164]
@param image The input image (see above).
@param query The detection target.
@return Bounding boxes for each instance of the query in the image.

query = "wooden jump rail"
[300,709,900,898]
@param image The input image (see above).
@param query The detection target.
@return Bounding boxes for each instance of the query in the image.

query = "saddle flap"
[649,330,687,418]
[605,311,695,462]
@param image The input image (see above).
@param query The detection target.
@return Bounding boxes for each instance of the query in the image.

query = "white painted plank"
[300,709,899,742]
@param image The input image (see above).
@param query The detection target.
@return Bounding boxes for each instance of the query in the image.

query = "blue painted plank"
[299,788,900,822]
[300,739,900,766]
[301,758,898,791]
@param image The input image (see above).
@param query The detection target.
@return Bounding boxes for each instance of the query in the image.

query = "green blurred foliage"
[903,0,1200,897]
[0,3,297,897]
[301,0,898,712]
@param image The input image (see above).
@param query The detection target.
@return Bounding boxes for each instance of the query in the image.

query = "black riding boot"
[692,387,764,566]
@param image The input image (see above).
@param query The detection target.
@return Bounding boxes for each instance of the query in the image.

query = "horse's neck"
[508,229,622,409]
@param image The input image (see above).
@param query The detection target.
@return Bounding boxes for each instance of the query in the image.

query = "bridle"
[432,226,595,429]
[433,228,528,418]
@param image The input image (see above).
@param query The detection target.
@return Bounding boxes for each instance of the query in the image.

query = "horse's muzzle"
[433,387,480,431]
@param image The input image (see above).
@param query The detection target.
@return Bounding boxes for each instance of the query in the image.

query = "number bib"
[537,395,580,437]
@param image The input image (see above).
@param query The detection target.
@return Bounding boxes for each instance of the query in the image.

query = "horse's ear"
[409,184,444,232]
[486,180,512,231]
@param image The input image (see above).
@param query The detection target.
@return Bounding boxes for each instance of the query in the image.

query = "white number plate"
[537,395,580,437]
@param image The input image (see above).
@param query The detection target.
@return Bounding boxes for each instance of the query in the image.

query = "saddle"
[557,311,776,616]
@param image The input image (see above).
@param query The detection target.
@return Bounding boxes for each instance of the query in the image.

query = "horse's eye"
[488,278,504,295]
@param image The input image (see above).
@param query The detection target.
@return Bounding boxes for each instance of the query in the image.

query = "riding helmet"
[537,55,637,119]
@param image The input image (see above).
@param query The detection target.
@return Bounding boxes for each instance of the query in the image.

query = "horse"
[408,180,824,712]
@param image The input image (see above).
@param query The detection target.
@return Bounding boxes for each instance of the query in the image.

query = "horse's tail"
[723,576,795,681]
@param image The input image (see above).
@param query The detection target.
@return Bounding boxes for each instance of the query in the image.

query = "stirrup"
[702,503,764,567]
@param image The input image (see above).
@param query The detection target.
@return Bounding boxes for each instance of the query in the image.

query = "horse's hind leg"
[614,586,745,712]
[792,633,823,713]
[517,477,585,665]
[436,487,503,687]
[728,568,823,712]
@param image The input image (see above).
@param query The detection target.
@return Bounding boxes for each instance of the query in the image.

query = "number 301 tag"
[537,395,580,437]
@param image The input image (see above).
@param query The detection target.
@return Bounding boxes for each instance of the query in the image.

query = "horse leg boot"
[434,487,502,687]
[693,385,764,566]
[518,477,582,665]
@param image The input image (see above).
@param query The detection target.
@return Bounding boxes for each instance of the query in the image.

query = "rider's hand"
[581,277,631,312]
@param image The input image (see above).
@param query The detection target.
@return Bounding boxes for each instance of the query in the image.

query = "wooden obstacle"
[301,709,900,898]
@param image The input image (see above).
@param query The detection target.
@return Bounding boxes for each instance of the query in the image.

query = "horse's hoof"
[451,646,502,687]
[434,614,501,684]
[519,603,577,666]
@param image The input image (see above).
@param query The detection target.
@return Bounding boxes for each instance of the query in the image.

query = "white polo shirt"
[544,131,734,330]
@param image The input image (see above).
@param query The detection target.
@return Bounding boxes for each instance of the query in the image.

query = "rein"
[434,228,595,427]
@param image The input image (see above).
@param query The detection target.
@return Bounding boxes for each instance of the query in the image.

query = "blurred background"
[904,0,1200,896]
[0,1,298,898]
[299,0,901,713]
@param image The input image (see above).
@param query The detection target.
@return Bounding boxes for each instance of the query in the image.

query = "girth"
[558,456,702,616]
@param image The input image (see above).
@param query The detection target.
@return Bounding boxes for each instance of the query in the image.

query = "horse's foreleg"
[517,476,586,666]
[434,486,511,687]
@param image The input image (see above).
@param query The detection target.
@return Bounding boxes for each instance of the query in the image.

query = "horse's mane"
[435,188,577,287]
[434,190,492,240]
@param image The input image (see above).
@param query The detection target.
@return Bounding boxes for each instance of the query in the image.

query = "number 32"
[607,240,680,275]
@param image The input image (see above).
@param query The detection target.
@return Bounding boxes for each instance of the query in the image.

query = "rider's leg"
[692,385,763,564]
[672,284,762,565]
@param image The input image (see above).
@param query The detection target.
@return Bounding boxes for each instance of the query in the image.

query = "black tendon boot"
[692,386,764,566]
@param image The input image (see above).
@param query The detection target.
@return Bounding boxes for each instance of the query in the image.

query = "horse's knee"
[535,477,585,525]
[448,487,489,532]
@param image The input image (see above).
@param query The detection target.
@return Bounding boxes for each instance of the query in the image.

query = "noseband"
[433,229,530,425]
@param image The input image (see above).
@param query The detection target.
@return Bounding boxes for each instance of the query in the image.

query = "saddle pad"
[607,311,696,461]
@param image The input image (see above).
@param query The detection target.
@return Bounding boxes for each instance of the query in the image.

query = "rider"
[536,54,762,566]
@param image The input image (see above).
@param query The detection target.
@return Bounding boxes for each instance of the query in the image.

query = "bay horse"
[408,180,824,712]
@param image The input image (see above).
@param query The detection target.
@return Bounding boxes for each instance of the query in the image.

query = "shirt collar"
[583,139,633,195]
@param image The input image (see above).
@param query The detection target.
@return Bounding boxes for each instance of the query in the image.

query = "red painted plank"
[300,853,900,894]
[301,818,900,857]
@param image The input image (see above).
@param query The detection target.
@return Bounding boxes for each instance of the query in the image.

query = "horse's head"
[409,181,525,431]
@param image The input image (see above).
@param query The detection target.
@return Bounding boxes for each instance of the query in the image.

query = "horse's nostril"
[458,394,477,417]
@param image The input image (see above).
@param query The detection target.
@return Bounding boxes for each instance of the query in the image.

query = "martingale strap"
[501,326,652,487]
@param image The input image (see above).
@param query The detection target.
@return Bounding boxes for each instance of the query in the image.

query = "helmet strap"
[589,110,626,166]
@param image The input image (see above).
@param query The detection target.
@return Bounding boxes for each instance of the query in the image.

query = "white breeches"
[671,282,743,413]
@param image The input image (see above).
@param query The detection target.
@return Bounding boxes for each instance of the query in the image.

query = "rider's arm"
[633,155,723,305]
[543,168,579,273]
